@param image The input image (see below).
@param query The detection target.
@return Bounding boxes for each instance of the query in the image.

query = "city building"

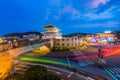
[53,35,82,49]
[41,25,86,49]
[84,31,116,45]
[0,42,12,51]
[41,25,62,39]
[23,32,42,41]
[85,34,97,45]
[96,31,115,44]
[0,37,4,43]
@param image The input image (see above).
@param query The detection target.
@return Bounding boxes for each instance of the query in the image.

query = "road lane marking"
[104,67,118,80]
[67,72,74,78]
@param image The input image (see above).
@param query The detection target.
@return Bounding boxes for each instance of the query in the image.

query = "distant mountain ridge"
[3,31,42,37]
[63,32,92,37]
[113,30,120,39]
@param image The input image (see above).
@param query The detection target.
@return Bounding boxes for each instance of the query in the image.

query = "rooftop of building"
[43,24,56,28]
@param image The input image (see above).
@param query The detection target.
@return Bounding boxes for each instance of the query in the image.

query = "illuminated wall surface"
[0,43,47,79]
[0,52,13,80]
[7,43,46,57]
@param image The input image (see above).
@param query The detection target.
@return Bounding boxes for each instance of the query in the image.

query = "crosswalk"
[72,51,94,66]
[105,67,120,80]
[103,54,120,80]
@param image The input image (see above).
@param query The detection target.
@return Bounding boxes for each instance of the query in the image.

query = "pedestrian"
[98,48,101,58]
[98,46,104,59]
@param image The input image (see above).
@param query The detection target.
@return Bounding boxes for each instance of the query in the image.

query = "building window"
[72,39,73,41]
[57,43,59,46]
[67,43,69,46]
[75,43,77,46]
[62,43,64,46]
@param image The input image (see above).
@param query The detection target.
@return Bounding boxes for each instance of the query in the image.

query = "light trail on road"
[71,54,98,60]
[104,67,118,80]
[20,56,110,79]
[71,45,120,60]
[21,56,68,66]
[102,46,120,57]
[69,45,120,80]
[25,63,89,80]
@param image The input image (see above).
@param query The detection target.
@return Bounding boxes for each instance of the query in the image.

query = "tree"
[40,73,61,80]
[24,65,47,80]
[5,73,24,80]
[6,65,61,80]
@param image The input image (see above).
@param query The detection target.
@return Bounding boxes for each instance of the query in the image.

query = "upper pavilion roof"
[43,24,56,29]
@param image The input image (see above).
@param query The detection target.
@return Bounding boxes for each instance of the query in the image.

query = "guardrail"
[0,39,49,52]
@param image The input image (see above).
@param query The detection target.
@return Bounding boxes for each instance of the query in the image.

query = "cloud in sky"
[44,0,120,33]
[45,0,120,21]
[0,0,120,35]
[90,0,110,8]
[45,4,120,22]
[74,21,119,28]
[58,4,80,19]
[45,4,80,20]
[85,6,119,20]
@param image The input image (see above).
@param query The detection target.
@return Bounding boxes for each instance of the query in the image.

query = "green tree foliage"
[6,65,61,80]
[5,73,24,80]
[40,73,61,80]
[24,65,47,80]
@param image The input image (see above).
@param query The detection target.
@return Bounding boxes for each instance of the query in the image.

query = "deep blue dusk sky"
[0,0,120,35]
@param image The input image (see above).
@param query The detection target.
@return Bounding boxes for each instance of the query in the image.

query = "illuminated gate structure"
[41,25,62,39]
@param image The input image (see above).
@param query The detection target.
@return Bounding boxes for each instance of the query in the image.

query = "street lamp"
[14,40,17,42]
[8,41,11,44]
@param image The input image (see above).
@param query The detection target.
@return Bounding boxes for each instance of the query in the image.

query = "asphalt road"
[15,61,93,80]
[14,45,117,80]
[104,54,120,80]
